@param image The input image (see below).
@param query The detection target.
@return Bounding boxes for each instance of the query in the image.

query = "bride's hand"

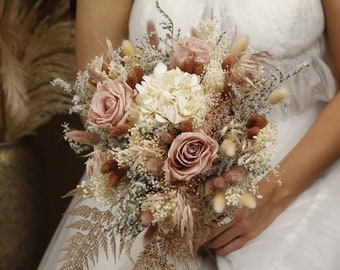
[204,176,288,256]
[204,90,340,256]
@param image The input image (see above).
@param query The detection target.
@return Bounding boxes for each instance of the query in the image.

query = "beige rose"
[163,131,218,182]
[88,78,133,128]
[169,36,214,70]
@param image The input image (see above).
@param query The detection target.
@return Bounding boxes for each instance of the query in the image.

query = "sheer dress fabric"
[38,0,340,269]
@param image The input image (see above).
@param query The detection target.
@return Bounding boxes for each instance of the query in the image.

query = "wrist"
[256,170,298,215]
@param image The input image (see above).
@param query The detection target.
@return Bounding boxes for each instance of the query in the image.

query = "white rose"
[134,63,206,124]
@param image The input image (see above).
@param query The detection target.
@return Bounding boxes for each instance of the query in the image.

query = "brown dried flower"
[65,130,101,145]
[204,178,218,195]
[146,157,163,175]
[221,56,233,71]
[211,176,225,189]
[143,225,158,246]
[221,81,234,99]
[179,120,193,132]
[109,123,131,137]
[107,167,128,188]
[247,126,260,139]
[107,173,120,188]
[246,113,268,129]
[222,166,246,183]
[182,57,205,75]
[101,63,109,74]
[147,20,160,49]
[126,66,144,89]
[159,131,175,146]
[101,159,119,174]
[140,210,153,226]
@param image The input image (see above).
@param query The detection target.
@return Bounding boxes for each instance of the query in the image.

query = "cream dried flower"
[268,85,289,105]
[134,63,207,124]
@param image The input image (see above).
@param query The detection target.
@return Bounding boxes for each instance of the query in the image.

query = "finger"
[206,208,247,243]
[216,236,247,256]
[205,224,242,249]
[207,219,235,241]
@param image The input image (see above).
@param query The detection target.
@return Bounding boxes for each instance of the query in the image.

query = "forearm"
[262,91,340,210]
[75,0,133,70]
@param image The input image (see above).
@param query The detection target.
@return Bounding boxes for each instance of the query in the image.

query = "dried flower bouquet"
[54,3,304,269]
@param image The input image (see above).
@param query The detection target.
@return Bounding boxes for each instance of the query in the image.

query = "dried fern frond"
[0,0,75,142]
[59,205,117,270]
[133,231,194,270]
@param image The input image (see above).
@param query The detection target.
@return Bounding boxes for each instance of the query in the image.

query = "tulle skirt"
[38,102,340,270]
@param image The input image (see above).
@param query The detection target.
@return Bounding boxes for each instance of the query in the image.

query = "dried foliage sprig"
[0,0,74,142]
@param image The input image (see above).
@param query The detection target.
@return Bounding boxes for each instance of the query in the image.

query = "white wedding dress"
[38,0,340,269]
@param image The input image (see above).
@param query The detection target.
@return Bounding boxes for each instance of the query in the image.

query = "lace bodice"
[129,0,337,119]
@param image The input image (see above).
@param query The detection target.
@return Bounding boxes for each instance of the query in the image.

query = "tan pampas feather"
[0,0,75,142]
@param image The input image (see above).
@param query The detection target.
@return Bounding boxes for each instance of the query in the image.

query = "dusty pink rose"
[169,36,214,70]
[163,131,218,182]
[88,78,133,128]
